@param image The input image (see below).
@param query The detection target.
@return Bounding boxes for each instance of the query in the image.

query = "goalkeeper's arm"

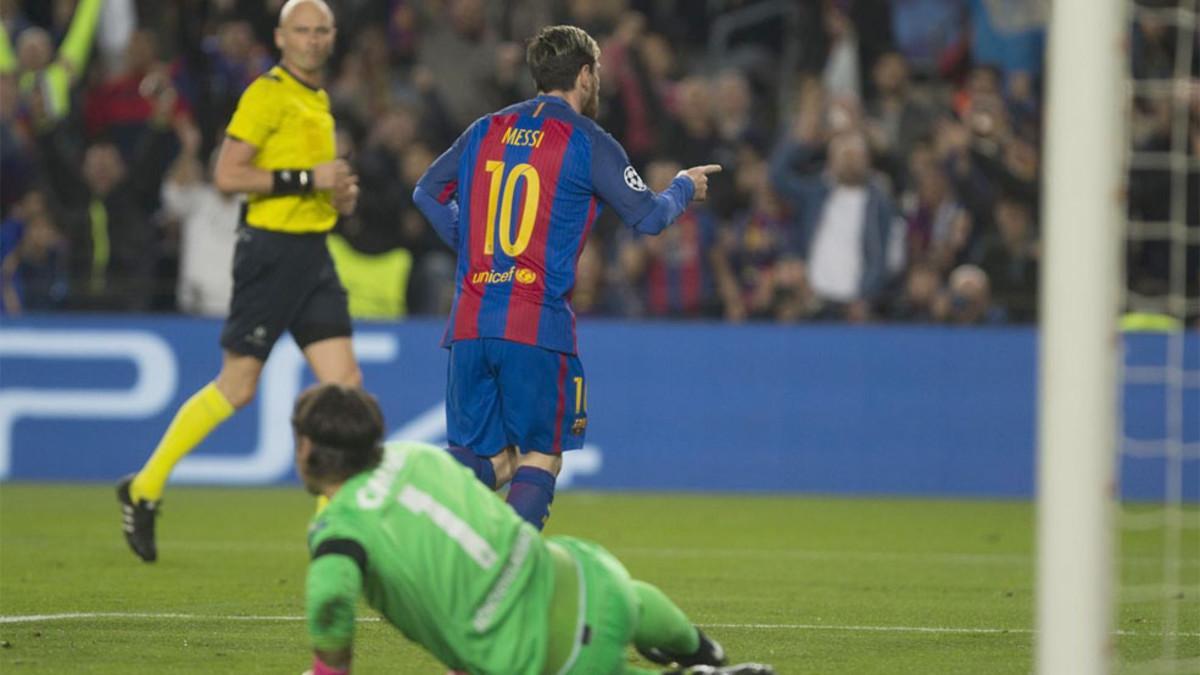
[305,543,364,674]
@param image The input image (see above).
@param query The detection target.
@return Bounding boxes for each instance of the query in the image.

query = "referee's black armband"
[272,168,315,195]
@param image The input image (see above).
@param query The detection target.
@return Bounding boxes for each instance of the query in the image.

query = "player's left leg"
[551,537,773,675]
[631,581,726,669]
[507,451,561,530]
[494,341,587,529]
[445,339,513,489]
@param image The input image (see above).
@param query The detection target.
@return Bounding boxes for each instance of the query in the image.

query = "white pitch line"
[0,613,1196,638]
[136,542,1197,568]
[0,612,346,624]
[614,547,1200,568]
[702,623,1200,638]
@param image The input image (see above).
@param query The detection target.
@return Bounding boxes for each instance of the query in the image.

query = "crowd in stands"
[1,0,1197,325]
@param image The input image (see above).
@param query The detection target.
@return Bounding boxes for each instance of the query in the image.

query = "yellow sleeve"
[225,77,280,148]
[0,24,15,74]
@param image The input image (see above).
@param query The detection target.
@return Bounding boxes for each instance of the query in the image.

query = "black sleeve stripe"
[312,538,368,577]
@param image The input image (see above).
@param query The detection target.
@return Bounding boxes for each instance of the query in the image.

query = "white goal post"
[1036,0,1128,673]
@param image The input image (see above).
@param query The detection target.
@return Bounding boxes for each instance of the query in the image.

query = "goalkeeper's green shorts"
[543,536,639,675]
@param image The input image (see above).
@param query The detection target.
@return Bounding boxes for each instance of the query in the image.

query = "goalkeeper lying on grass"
[292,383,774,675]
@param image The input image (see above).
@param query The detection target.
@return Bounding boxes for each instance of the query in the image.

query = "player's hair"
[291,384,384,483]
[526,25,599,93]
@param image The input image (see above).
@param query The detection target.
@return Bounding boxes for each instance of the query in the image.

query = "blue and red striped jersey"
[415,95,694,354]
[631,208,718,317]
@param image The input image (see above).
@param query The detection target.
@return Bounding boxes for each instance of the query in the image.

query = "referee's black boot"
[116,475,159,563]
[639,627,727,668]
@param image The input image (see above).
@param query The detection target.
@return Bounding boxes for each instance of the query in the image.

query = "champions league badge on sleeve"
[623,166,647,192]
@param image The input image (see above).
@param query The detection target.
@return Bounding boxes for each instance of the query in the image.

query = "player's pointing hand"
[679,164,722,202]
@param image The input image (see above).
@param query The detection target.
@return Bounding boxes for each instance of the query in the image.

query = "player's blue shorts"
[447,338,587,456]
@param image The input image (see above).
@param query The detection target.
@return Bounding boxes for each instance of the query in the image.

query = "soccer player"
[413,25,721,529]
[117,0,360,563]
[294,383,773,675]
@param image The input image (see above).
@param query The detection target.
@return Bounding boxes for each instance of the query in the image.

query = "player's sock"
[631,580,702,657]
[447,446,496,489]
[130,383,234,503]
[506,466,555,529]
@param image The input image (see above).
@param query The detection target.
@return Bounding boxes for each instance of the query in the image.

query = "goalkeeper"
[293,383,774,675]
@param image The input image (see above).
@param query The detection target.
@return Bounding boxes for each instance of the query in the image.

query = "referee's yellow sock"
[130,383,235,503]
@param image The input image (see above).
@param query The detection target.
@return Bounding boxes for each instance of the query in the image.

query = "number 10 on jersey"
[484,160,541,257]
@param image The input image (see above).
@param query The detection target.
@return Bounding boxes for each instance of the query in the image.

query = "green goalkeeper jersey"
[305,441,553,673]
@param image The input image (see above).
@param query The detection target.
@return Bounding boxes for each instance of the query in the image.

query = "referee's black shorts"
[220,223,352,361]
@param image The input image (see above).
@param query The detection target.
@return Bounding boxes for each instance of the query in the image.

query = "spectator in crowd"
[712,68,760,148]
[34,77,176,311]
[890,0,968,78]
[3,0,102,123]
[967,0,1046,85]
[1,187,69,314]
[815,0,895,100]
[84,29,189,159]
[346,106,419,255]
[721,153,809,322]
[596,12,661,167]
[0,70,35,215]
[161,120,239,317]
[975,193,1039,322]
[937,263,1003,325]
[936,87,1038,242]
[416,0,521,131]
[194,19,273,153]
[887,260,943,323]
[662,75,720,172]
[864,51,935,190]
[904,142,971,274]
[330,24,395,123]
[771,126,897,322]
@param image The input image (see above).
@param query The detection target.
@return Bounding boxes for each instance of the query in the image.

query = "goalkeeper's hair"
[291,384,384,484]
[526,25,599,93]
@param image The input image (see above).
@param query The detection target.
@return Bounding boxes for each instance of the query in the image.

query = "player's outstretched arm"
[591,128,721,236]
[625,164,720,236]
[304,549,362,674]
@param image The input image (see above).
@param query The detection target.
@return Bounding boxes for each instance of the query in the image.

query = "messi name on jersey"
[501,127,545,148]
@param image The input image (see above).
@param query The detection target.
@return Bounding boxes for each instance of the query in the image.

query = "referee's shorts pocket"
[231,227,279,288]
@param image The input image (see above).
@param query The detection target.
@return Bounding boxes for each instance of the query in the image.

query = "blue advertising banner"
[1,316,1195,499]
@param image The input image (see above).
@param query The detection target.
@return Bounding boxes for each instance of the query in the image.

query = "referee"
[117,0,360,562]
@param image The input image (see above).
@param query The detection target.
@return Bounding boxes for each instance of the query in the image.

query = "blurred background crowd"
[1,0,1197,325]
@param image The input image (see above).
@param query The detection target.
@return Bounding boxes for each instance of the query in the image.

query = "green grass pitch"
[0,485,1196,673]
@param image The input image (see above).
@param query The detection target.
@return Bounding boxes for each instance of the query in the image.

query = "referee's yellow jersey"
[226,65,337,233]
